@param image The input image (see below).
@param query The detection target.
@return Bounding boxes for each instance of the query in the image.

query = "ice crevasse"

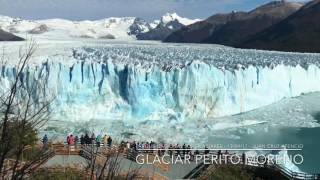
[1,45,320,122]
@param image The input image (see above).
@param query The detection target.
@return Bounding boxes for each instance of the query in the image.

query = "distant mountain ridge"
[164,0,303,46]
[1,0,319,53]
[0,15,142,40]
[136,13,201,40]
[0,29,23,41]
[0,13,200,41]
[237,0,320,53]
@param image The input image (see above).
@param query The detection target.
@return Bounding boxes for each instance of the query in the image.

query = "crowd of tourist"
[40,134,272,167]
[42,133,113,148]
[42,134,252,164]
[42,134,242,159]
[42,134,219,156]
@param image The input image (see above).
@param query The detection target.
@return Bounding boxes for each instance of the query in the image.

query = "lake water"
[207,92,320,173]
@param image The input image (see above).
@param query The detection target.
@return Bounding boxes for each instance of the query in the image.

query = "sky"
[0,0,307,21]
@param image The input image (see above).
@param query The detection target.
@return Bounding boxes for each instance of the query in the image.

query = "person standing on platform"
[91,133,96,146]
[96,134,102,148]
[80,135,85,146]
[103,135,108,148]
[84,133,90,146]
[107,136,112,147]
[74,135,79,148]
[42,134,48,149]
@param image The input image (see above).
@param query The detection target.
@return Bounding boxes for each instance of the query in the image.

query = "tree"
[83,145,142,180]
[0,40,53,179]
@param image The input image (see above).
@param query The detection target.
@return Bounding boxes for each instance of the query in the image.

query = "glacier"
[2,41,320,174]
[1,40,320,124]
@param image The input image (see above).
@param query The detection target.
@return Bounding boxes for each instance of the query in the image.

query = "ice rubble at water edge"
[1,42,320,124]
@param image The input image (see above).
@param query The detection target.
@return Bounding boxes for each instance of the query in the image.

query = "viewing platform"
[28,143,319,180]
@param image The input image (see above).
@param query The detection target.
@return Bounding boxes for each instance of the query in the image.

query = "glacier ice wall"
[1,45,320,122]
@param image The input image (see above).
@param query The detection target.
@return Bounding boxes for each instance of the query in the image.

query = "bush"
[199,164,253,180]
[30,168,88,180]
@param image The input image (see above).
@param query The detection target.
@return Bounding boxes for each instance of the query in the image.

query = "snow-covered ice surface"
[0,13,200,40]
[1,39,320,173]
[0,16,138,40]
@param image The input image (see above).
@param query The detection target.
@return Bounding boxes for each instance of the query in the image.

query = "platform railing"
[46,144,320,180]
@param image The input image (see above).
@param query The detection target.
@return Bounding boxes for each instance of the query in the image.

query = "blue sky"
[0,0,307,21]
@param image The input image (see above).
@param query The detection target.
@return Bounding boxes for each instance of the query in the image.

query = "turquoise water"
[208,126,320,173]
[290,127,320,173]
[207,92,320,174]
